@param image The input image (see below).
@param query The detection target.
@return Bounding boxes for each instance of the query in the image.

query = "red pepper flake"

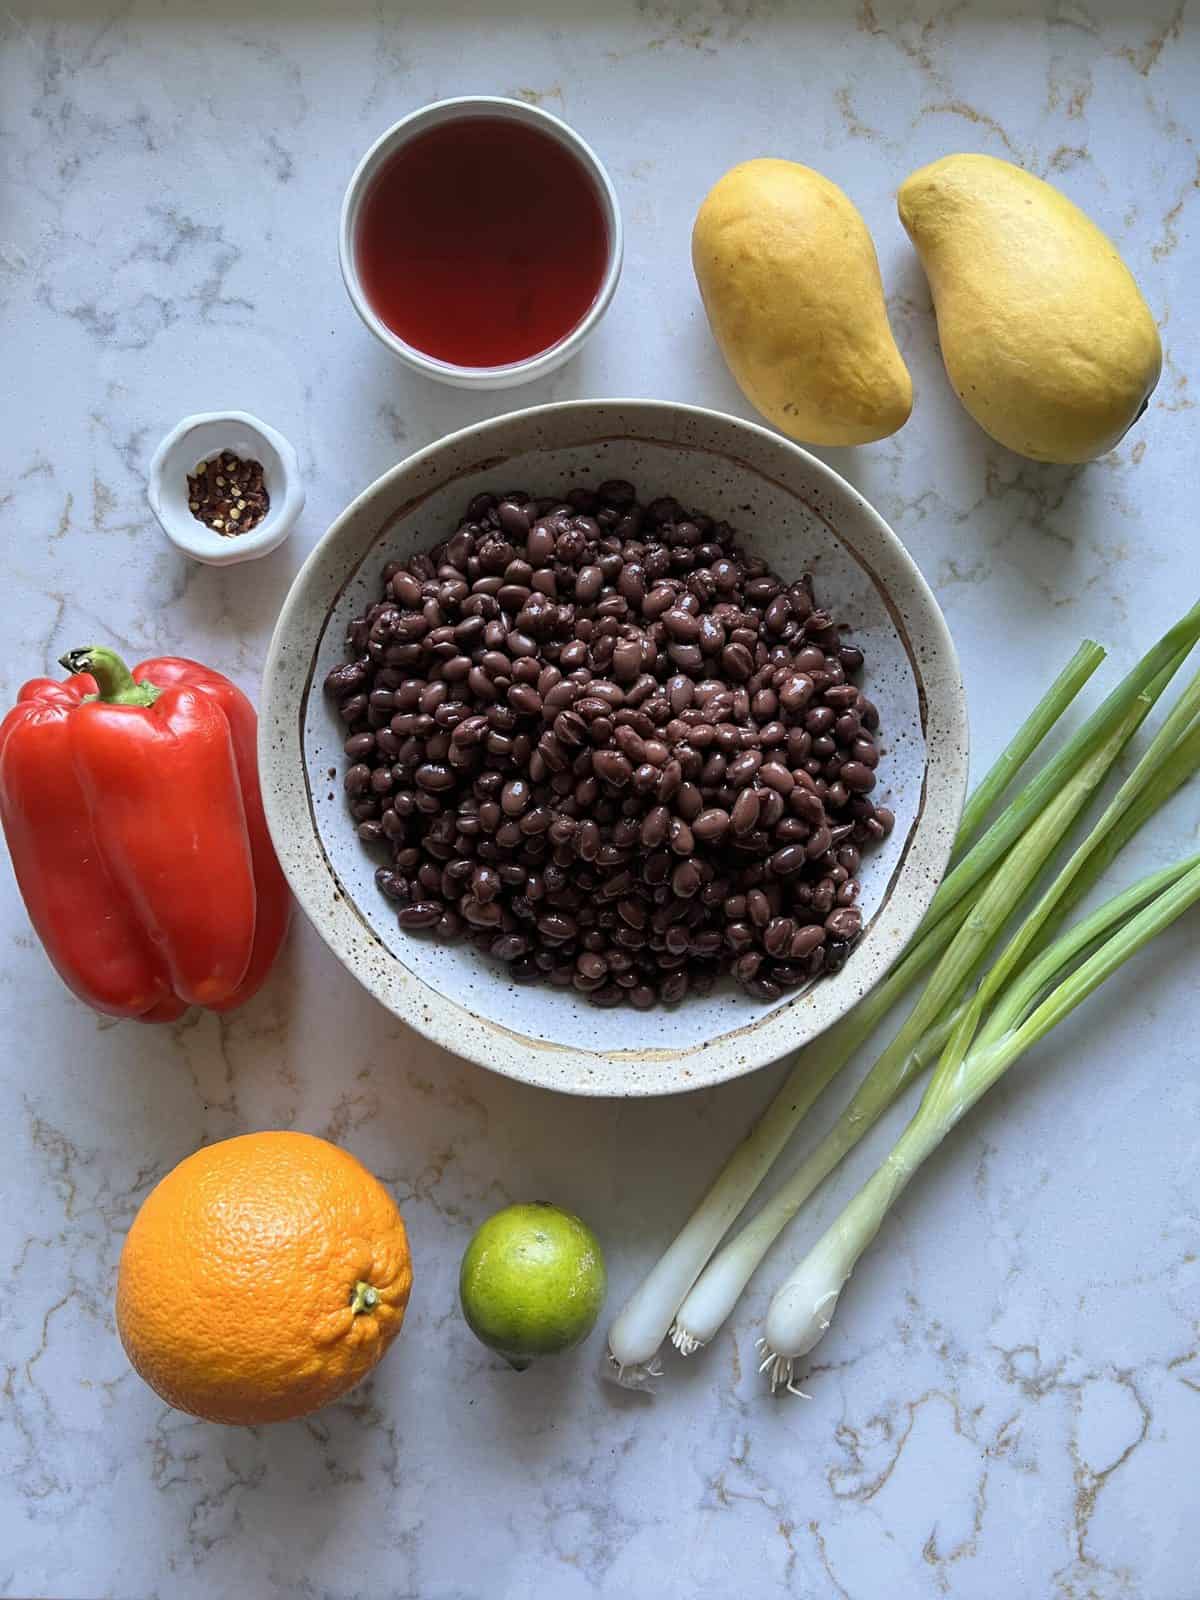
[187,452,270,537]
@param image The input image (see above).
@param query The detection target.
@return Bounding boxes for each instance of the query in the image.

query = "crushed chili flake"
[187,452,269,537]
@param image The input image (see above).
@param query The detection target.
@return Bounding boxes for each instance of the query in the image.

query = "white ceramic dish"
[260,400,967,1097]
[147,410,304,566]
[338,96,623,389]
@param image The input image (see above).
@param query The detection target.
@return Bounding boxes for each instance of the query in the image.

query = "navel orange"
[116,1130,412,1425]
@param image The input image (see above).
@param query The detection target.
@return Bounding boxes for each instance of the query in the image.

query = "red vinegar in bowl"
[354,116,610,370]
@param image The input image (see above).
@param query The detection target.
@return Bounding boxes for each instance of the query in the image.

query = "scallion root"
[601,1352,664,1392]
[668,1324,706,1357]
[755,1339,813,1399]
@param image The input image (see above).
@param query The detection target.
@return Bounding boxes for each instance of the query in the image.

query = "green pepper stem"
[60,646,160,707]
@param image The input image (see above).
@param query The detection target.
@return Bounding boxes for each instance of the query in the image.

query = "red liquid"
[356,117,609,368]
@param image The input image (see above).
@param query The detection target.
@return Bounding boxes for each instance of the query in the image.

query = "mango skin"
[692,159,913,447]
[898,154,1161,464]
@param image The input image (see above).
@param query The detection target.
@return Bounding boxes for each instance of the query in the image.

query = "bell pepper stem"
[60,646,160,707]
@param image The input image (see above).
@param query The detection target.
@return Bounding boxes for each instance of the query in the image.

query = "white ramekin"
[338,96,623,390]
[147,411,304,566]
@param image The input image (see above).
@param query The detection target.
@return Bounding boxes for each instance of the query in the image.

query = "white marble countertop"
[2,2,1198,1596]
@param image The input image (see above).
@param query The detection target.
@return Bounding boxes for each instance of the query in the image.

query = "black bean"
[662,607,699,642]
[672,861,701,897]
[805,825,834,859]
[496,500,530,538]
[471,866,501,904]
[500,779,529,816]
[577,820,601,861]
[669,818,695,856]
[659,971,688,1004]
[415,763,455,792]
[464,896,503,928]
[674,782,702,822]
[728,751,761,788]
[758,762,794,795]
[839,761,876,794]
[593,750,633,787]
[768,843,807,878]
[811,878,836,915]
[375,868,408,902]
[764,594,792,633]
[693,808,731,843]
[741,889,767,929]
[635,805,669,848]
[744,576,779,604]
[824,780,849,812]
[398,901,442,929]
[824,684,859,712]
[825,906,863,941]
[326,661,367,698]
[613,638,642,681]
[733,951,762,983]
[784,924,822,960]
[721,642,754,681]
[731,788,760,835]
[432,911,463,943]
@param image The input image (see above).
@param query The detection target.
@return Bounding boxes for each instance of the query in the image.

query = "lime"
[459,1202,607,1369]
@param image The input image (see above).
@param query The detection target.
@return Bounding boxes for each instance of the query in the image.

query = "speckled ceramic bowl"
[260,401,967,1097]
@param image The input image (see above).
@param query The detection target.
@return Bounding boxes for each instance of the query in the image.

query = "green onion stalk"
[758,854,1200,1393]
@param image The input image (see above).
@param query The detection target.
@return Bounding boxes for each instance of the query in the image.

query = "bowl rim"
[338,96,624,390]
[260,399,968,1097]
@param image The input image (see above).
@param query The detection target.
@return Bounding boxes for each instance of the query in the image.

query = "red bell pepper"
[0,646,290,1022]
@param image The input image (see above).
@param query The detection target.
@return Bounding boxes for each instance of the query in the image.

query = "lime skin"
[459,1202,607,1367]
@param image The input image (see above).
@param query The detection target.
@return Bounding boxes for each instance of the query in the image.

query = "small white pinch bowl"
[148,410,305,567]
[260,400,967,1098]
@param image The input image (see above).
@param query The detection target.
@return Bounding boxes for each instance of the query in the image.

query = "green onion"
[758,855,1200,1393]
[602,635,1142,1385]
[922,601,1200,932]
[973,856,1200,1050]
[952,639,1104,855]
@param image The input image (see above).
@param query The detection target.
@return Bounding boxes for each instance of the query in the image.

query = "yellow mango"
[692,159,912,447]
[898,154,1161,464]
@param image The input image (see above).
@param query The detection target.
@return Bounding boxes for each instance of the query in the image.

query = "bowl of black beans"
[260,400,967,1095]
